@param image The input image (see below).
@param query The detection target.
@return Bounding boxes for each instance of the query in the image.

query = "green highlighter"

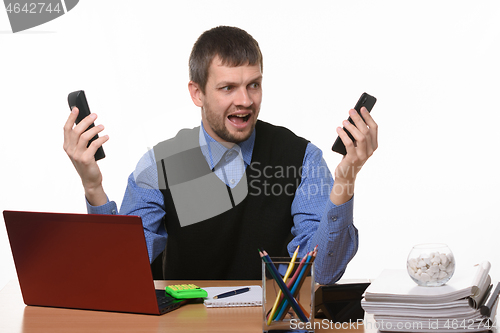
[165,284,208,299]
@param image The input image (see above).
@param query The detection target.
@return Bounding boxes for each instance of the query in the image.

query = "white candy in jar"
[407,251,455,285]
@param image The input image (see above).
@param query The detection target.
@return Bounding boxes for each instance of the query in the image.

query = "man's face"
[199,57,262,144]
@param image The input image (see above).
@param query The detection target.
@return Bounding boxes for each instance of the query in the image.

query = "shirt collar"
[199,122,255,169]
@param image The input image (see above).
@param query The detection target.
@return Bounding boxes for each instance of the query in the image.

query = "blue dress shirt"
[87,123,358,284]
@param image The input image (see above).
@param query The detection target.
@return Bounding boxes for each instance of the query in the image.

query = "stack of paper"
[361,262,499,332]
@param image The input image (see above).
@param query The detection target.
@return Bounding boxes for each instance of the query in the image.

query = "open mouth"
[228,113,251,125]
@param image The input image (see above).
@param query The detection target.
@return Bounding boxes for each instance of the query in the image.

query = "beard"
[203,104,258,144]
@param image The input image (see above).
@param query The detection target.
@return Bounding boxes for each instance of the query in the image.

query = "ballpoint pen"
[213,287,250,299]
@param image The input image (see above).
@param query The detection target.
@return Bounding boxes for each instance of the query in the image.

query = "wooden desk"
[0,279,374,333]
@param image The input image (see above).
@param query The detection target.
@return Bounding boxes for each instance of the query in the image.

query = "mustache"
[226,105,257,116]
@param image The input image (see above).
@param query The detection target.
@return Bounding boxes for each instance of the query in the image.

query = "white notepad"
[203,285,262,307]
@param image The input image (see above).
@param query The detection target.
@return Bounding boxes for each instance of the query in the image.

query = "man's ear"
[188,81,203,107]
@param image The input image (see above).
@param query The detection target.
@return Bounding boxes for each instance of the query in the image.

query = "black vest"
[153,120,309,279]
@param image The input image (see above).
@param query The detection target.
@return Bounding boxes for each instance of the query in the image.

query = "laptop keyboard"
[156,289,181,307]
[155,289,204,314]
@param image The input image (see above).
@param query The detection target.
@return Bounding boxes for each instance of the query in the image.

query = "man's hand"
[330,107,378,205]
[63,107,109,206]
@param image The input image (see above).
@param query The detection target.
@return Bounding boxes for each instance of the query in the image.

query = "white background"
[1,1,499,291]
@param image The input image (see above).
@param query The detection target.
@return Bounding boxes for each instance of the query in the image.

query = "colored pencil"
[266,246,300,325]
[259,250,309,322]
[271,251,310,321]
[276,247,317,320]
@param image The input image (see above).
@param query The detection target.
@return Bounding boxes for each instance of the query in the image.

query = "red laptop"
[3,210,187,315]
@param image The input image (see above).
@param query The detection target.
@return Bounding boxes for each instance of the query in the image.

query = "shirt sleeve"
[86,149,168,264]
[289,142,358,285]
[86,197,118,215]
[121,149,167,263]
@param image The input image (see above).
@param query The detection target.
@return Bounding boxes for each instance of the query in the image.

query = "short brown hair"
[189,26,263,94]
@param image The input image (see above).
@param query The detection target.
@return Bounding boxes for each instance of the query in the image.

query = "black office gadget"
[67,90,105,161]
[332,93,377,155]
[315,282,371,322]
[480,282,500,317]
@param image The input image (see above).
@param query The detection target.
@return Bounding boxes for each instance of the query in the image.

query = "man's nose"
[234,87,253,108]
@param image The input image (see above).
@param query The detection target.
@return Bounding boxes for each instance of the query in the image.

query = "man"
[63,26,378,284]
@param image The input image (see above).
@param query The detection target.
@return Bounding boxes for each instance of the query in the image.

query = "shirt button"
[328,251,334,257]
[111,209,117,215]
[331,216,338,222]
[230,179,235,185]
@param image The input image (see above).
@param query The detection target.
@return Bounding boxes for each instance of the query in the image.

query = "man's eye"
[249,83,260,89]
[221,86,232,91]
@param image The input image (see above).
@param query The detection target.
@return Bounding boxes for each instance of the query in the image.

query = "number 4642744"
[6,3,62,14]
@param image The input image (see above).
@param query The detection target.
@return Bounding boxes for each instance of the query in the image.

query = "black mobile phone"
[67,90,106,161]
[331,92,377,155]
